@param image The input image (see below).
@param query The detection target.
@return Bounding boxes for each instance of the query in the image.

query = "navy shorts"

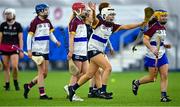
[32,52,49,60]
[0,50,19,56]
[72,54,88,62]
[88,50,103,59]
[144,54,168,67]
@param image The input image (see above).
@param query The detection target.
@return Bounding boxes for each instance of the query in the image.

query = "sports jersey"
[144,22,166,59]
[88,19,121,52]
[28,16,54,54]
[0,21,22,52]
[69,16,88,56]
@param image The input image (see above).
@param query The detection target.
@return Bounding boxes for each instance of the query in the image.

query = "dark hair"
[98,2,110,14]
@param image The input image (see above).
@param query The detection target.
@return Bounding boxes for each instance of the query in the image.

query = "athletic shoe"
[105,92,113,96]
[40,95,53,100]
[97,92,113,99]
[88,90,98,98]
[3,85,10,91]
[64,85,69,95]
[15,85,20,91]
[132,80,139,95]
[68,86,75,102]
[161,96,172,102]
[23,84,30,99]
[73,94,84,101]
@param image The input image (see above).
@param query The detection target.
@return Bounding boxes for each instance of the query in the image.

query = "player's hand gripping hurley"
[12,45,44,65]
[155,36,161,71]
[132,7,154,52]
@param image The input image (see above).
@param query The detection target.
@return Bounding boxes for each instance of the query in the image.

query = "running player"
[88,2,114,98]
[23,3,60,100]
[0,8,24,91]
[68,6,145,101]
[132,10,172,102]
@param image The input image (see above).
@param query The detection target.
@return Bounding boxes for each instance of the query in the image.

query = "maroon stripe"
[0,44,19,52]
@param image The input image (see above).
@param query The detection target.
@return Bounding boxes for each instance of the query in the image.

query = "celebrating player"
[132,10,172,102]
[0,8,24,91]
[23,3,60,100]
[88,2,114,99]
[68,5,145,101]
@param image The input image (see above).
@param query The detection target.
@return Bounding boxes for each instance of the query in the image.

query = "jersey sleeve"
[17,23,23,33]
[48,19,54,32]
[28,20,37,35]
[144,25,157,38]
[112,23,121,32]
[68,19,78,35]
[0,23,3,32]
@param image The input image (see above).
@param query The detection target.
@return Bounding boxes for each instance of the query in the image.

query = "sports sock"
[89,87,93,93]
[72,83,80,91]
[39,87,46,96]
[5,82,10,88]
[28,81,36,89]
[161,92,167,97]
[13,80,18,86]
[101,84,107,93]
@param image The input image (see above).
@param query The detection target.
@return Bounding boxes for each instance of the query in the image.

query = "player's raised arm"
[118,22,144,30]
[88,2,99,28]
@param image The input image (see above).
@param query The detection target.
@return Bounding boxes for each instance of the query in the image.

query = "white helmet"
[4,8,16,17]
[101,7,115,20]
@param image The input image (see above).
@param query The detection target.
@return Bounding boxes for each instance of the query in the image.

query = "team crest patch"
[4,26,7,29]
[75,55,80,59]
[156,30,161,34]
[93,50,97,54]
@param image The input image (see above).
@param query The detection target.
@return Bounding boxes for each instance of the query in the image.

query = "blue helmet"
[35,3,49,14]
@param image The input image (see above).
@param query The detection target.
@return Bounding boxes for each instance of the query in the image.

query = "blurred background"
[0,0,180,71]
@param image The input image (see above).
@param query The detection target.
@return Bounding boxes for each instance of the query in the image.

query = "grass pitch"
[0,71,180,106]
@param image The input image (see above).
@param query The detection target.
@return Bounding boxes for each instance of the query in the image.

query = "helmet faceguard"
[35,4,49,19]
[153,9,168,25]
[4,8,16,21]
[101,7,116,22]
[4,8,16,22]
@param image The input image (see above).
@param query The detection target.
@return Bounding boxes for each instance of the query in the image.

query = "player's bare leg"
[132,67,158,95]
[88,76,96,97]
[159,64,171,102]
[11,54,20,90]
[37,60,52,100]
[69,61,82,85]
[23,60,50,99]
[65,60,87,101]
[2,55,10,91]
[95,54,112,96]
[89,69,102,98]
[68,59,98,101]
[68,54,112,101]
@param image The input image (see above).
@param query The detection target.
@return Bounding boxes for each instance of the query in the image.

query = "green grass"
[0,71,180,106]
